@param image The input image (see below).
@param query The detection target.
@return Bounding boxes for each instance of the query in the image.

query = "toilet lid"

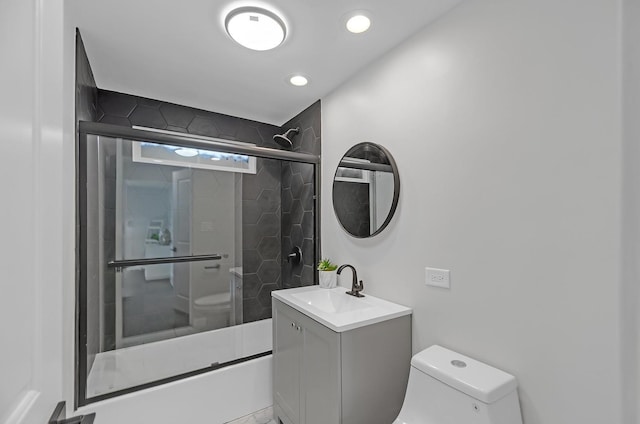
[194,293,231,307]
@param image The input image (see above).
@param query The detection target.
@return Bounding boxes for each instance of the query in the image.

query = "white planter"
[318,270,337,289]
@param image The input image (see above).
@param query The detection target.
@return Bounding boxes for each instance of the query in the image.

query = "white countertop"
[272,286,412,332]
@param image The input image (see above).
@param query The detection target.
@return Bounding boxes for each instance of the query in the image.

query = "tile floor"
[122,269,189,339]
[225,406,277,424]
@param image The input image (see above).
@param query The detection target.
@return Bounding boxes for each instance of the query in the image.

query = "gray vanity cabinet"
[273,302,302,423]
[273,300,341,424]
[273,299,411,424]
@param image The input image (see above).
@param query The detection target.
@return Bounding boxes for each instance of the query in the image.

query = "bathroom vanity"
[272,286,412,424]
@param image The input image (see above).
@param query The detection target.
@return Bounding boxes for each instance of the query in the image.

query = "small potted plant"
[317,258,338,289]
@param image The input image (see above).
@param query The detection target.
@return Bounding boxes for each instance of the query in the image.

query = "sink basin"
[291,290,371,314]
[272,286,412,332]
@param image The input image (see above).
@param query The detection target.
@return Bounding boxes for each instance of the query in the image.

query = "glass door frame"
[76,121,321,407]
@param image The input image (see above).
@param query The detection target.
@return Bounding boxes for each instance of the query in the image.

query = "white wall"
[0,0,74,422]
[322,1,626,423]
[622,0,640,422]
[124,185,171,259]
[0,0,39,418]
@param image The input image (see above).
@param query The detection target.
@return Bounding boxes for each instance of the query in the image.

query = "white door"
[172,169,193,316]
[0,0,69,422]
[189,170,236,303]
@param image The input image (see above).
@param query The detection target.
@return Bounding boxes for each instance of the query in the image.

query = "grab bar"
[107,254,222,271]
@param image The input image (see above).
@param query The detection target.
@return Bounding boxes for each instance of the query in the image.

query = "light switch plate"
[425,267,450,289]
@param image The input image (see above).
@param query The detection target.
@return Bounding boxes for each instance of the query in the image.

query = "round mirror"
[332,142,400,238]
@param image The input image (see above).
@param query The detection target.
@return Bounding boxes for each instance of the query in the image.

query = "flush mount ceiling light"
[175,148,199,157]
[225,6,286,51]
[346,14,371,34]
[289,75,308,86]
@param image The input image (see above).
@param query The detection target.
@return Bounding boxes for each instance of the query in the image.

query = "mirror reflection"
[332,143,400,238]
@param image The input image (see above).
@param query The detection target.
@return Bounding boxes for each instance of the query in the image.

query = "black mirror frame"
[332,142,400,238]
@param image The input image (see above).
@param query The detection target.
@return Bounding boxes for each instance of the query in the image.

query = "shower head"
[273,127,300,149]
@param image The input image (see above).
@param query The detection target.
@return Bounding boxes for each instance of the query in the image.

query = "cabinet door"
[300,316,341,424]
[274,302,302,423]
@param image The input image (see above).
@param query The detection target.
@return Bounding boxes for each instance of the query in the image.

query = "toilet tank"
[394,345,523,424]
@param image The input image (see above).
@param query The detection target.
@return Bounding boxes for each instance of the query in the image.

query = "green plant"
[317,258,338,271]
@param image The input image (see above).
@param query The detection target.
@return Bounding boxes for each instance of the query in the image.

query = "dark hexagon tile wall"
[187,115,220,137]
[97,89,281,149]
[281,100,322,156]
[280,101,321,287]
[242,273,262,298]
[333,181,371,237]
[281,165,316,288]
[128,105,167,129]
[99,91,136,117]
[95,90,322,322]
[241,157,282,321]
[97,89,284,323]
[160,103,194,128]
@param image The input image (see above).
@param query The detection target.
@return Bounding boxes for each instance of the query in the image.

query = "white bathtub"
[79,319,273,423]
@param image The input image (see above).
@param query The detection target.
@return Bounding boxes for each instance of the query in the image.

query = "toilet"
[192,292,231,330]
[393,345,523,424]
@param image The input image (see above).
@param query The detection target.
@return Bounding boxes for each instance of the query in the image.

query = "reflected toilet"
[192,293,231,330]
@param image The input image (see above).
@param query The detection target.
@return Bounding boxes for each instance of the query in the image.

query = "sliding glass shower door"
[78,126,318,405]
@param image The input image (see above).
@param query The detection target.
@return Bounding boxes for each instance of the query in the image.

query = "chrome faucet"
[337,264,365,298]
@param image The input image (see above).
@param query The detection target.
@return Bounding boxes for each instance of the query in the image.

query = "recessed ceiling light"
[346,14,371,34]
[175,148,199,157]
[289,75,308,86]
[225,6,286,51]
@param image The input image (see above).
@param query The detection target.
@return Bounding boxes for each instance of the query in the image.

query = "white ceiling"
[69,0,463,125]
